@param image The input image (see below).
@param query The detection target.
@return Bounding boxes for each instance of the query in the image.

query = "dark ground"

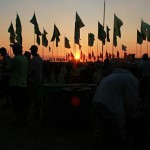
[1,97,150,150]
[0,98,101,150]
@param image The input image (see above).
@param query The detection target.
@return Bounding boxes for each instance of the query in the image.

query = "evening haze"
[0,0,150,59]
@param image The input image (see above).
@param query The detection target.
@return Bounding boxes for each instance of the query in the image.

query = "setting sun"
[75,53,80,60]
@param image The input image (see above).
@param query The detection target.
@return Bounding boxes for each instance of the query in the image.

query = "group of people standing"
[1,45,150,149]
[0,42,43,127]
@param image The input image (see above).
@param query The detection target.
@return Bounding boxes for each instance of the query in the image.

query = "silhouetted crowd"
[0,43,150,150]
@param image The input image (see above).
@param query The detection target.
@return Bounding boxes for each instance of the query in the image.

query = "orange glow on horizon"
[75,53,80,60]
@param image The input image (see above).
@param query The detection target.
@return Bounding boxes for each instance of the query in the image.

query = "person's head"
[24,51,31,61]
[142,53,148,61]
[10,42,23,55]
[30,45,38,55]
[0,47,7,56]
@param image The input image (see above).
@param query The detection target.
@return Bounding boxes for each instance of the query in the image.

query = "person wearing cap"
[0,47,11,108]
[28,45,43,120]
[9,42,29,126]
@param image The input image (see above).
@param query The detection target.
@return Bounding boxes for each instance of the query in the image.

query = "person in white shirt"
[92,67,139,150]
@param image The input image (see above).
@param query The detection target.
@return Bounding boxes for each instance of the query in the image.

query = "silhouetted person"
[100,58,113,80]
[28,45,43,120]
[24,51,31,62]
[0,47,11,107]
[9,43,28,126]
[138,53,150,75]
[92,67,139,150]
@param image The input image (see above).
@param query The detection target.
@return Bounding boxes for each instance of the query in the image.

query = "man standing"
[9,43,28,126]
[28,45,43,120]
[0,47,11,108]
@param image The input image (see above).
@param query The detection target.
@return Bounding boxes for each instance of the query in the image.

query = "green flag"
[74,12,85,44]
[51,24,60,47]
[122,44,127,51]
[147,26,150,42]
[42,29,48,47]
[137,30,143,45]
[36,34,40,45]
[8,22,15,44]
[30,13,41,35]
[75,12,85,29]
[113,14,123,38]
[106,25,110,42]
[16,14,22,45]
[113,35,117,47]
[65,37,71,48]
[98,21,106,45]
[141,19,149,40]
[88,33,95,46]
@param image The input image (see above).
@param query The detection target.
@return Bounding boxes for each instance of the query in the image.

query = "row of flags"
[137,19,150,45]
[7,12,124,47]
[8,13,71,50]
[7,11,128,58]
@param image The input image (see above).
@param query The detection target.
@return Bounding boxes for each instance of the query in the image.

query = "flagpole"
[42,46,44,60]
[102,0,106,62]
[64,47,66,62]
[88,46,90,62]
[64,36,65,61]
[112,15,115,59]
[96,36,99,61]
[136,43,137,58]
[147,41,148,54]
[57,47,58,60]
[140,45,142,58]
[52,42,54,62]
[74,43,76,59]
[34,34,35,45]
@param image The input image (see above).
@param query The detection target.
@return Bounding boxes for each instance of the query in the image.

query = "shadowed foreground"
[0,99,100,150]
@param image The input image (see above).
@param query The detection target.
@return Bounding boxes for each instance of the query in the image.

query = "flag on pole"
[74,12,85,45]
[64,37,71,48]
[113,35,117,47]
[113,14,123,38]
[106,25,110,42]
[92,50,94,57]
[137,30,143,45]
[117,51,120,58]
[51,24,61,47]
[100,53,103,58]
[8,22,15,44]
[75,12,85,28]
[42,29,48,47]
[122,44,127,51]
[124,52,127,58]
[147,26,150,42]
[113,14,123,47]
[88,33,95,46]
[88,53,92,59]
[30,12,41,35]
[98,21,106,45]
[70,52,74,58]
[141,19,149,40]
[105,51,108,58]
[16,14,22,45]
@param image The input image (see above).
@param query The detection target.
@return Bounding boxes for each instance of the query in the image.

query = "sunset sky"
[0,0,150,60]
